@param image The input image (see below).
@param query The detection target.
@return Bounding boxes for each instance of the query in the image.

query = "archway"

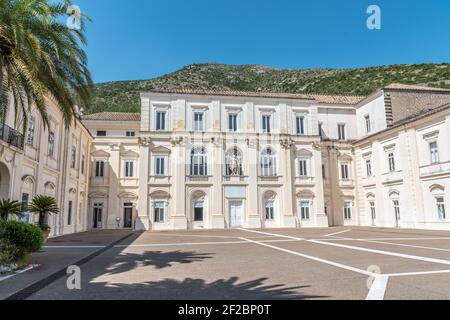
[0,162,10,199]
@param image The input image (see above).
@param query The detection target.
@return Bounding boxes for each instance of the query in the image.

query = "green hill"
[87,63,450,114]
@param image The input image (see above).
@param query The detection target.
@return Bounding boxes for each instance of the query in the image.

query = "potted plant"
[0,199,23,221]
[28,195,59,243]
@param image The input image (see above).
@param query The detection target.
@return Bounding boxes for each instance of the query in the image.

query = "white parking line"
[237,228,305,241]
[239,237,374,277]
[366,276,389,300]
[351,239,450,253]
[0,265,38,282]
[324,229,351,237]
[385,269,450,277]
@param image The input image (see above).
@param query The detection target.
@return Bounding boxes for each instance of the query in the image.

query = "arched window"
[191,147,207,176]
[261,148,276,177]
[225,147,243,176]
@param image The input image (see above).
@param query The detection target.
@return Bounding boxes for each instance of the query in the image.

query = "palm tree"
[0,0,93,130]
[0,198,22,220]
[28,195,59,227]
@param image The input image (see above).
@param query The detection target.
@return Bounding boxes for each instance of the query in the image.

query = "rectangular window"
[265,201,274,220]
[95,160,105,177]
[67,201,73,226]
[155,157,166,176]
[344,202,352,220]
[341,164,350,180]
[156,111,166,131]
[338,124,346,141]
[429,141,439,164]
[437,197,446,220]
[126,131,136,137]
[370,201,376,221]
[27,116,35,145]
[300,201,310,220]
[393,200,401,221]
[322,164,326,179]
[365,115,371,134]
[96,131,106,137]
[194,201,204,222]
[262,115,271,133]
[81,155,85,174]
[366,159,372,177]
[194,112,204,132]
[21,193,29,212]
[228,114,238,132]
[318,123,324,140]
[296,116,305,135]
[299,159,308,177]
[154,201,165,223]
[388,153,396,172]
[71,146,76,169]
[324,202,328,216]
[124,160,135,177]
[48,131,55,157]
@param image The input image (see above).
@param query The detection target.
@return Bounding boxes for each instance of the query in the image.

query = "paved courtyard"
[3,227,450,300]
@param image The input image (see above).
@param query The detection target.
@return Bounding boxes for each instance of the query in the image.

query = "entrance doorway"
[123,203,133,228]
[229,201,243,228]
[93,203,103,229]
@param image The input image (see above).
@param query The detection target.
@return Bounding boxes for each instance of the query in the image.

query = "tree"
[28,195,59,227]
[0,0,93,130]
[0,199,22,220]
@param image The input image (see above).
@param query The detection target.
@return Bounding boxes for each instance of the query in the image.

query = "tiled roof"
[149,88,313,100]
[81,112,141,121]
[310,94,365,105]
[149,88,362,105]
[384,83,450,92]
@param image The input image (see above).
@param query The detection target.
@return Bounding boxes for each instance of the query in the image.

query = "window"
[154,202,165,223]
[21,193,29,212]
[48,131,55,157]
[300,201,310,220]
[194,201,204,222]
[71,146,76,169]
[366,159,372,177]
[27,116,35,145]
[429,141,439,164]
[388,153,396,172]
[365,115,371,134]
[96,131,106,137]
[393,200,401,221]
[322,164,326,179]
[299,159,308,177]
[318,123,324,141]
[265,200,275,220]
[370,201,376,221]
[338,124,346,141]
[225,147,243,176]
[261,148,276,177]
[344,202,352,220]
[156,111,166,131]
[124,160,135,177]
[95,160,105,177]
[191,147,207,176]
[262,115,271,133]
[126,131,136,137]
[296,116,305,135]
[67,201,73,225]
[93,203,103,228]
[437,197,446,220]
[194,112,204,132]
[81,155,85,174]
[155,156,166,176]
[324,202,328,216]
[341,164,350,180]
[228,114,238,132]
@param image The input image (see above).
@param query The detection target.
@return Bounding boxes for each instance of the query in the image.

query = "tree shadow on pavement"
[105,250,215,273]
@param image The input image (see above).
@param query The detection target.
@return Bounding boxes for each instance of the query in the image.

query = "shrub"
[0,239,24,265]
[0,220,43,255]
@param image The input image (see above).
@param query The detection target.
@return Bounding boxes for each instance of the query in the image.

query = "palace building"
[0,83,449,236]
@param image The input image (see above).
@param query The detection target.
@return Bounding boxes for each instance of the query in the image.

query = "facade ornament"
[280,137,294,149]
[311,141,321,151]
[109,143,120,151]
[230,156,240,176]
[138,137,152,147]
[170,137,183,146]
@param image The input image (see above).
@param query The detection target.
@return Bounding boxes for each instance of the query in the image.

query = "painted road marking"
[237,228,305,241]
[366,275,389,300]
[324,229,351,237]
[385,269,450,277]
[0,265,38,282]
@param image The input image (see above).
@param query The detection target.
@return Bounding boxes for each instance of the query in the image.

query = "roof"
[81,112,141,122]
[310,94,365,105]
[384,83,450,92]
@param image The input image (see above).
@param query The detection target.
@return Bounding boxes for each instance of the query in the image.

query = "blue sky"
[74,0,450,83]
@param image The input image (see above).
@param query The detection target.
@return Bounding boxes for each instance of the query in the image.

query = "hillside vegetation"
[88,63,450,114]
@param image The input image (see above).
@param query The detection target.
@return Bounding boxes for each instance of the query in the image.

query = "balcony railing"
[0,122,24,150]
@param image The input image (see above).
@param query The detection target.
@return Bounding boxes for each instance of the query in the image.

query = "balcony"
[339,179,355,188]
[0,123,24,150]
[420,161,450,178]
[295,176,315,186]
